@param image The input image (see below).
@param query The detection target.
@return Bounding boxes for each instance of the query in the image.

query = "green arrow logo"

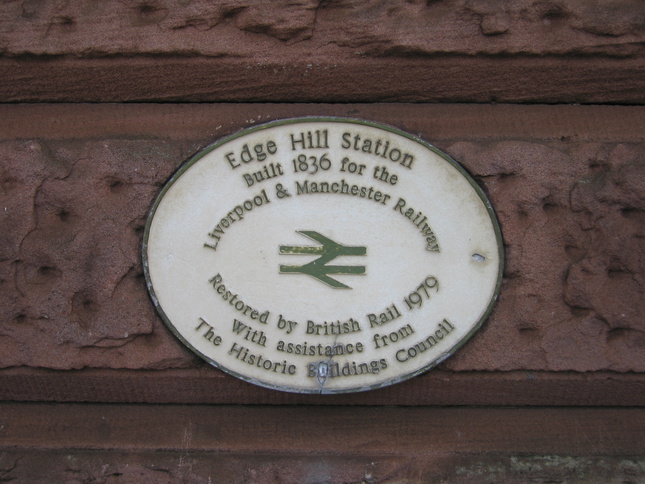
[279,231,366,289]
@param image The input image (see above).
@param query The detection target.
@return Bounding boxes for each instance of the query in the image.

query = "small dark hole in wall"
[138,4,159,15]
[108,178,125,193]
[56,16,75,27]
[57,209,71,222]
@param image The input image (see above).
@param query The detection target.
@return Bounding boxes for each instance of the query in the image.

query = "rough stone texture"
[1,104,643,375]
[1,3,642,482]
[0,0,643,102]
[1,404,644,483]
[446,141,645,372]
[0,139,198,370]
[2,451,643,484]
[2,0,642,57]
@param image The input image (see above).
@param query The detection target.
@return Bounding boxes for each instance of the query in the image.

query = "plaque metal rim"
[142,116,505,394]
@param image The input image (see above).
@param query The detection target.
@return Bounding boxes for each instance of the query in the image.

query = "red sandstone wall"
[1,0,643,103]
[1,1,644,482]
[1,104,644,386]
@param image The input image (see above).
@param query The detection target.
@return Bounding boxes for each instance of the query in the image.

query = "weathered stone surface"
[1,104,643,373]
[1,404,644,483]
[0,0,643,102]
[444,142,645,372]
[1,0,642,57]
[2,450,644,484]
[0,139,201,369]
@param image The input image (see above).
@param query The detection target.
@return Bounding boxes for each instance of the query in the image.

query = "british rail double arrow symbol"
[279,231,366,289]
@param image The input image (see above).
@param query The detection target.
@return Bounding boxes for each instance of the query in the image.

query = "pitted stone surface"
[1,139,201,369]
[1,115,643,372]
[443,141,645,372]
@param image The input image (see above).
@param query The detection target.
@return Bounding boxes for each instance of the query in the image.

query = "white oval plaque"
[143,118,503,393]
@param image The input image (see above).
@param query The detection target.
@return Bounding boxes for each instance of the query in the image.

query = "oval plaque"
[143,117,503,393]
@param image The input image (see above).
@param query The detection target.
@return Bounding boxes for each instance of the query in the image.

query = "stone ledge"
[1,1,643,103]
[0,368,643,405]
[2,57,644,103]
[3,103,645,142]
[1,403,643,454]
[1,404,643,482]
